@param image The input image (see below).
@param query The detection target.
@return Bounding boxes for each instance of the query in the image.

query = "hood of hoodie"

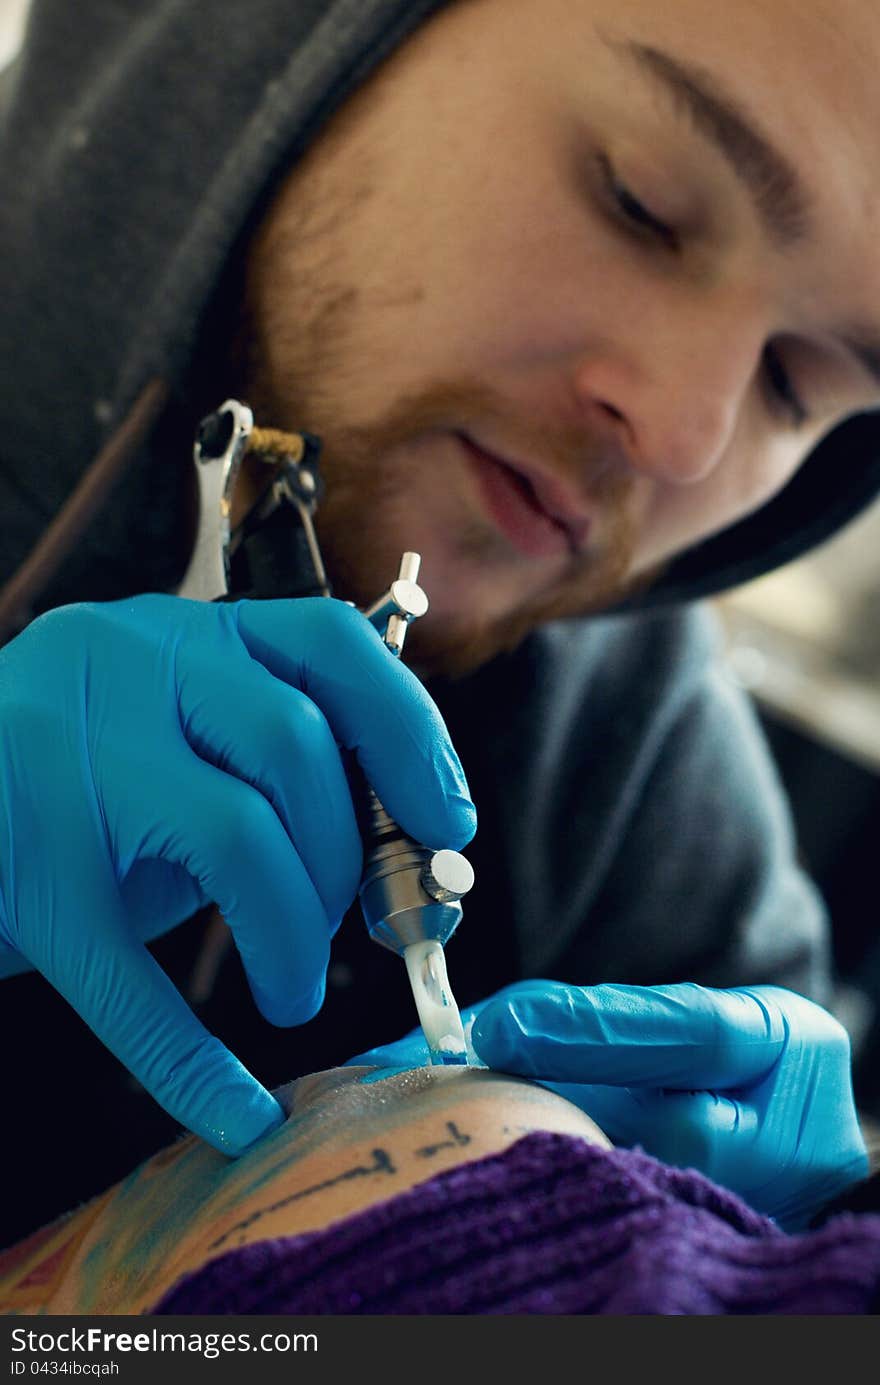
[2,0,879,622]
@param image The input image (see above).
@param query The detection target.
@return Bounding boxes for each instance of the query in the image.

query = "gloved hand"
[0,594,474,1155]
[347,979,868,1229]
[470,980,868,1231]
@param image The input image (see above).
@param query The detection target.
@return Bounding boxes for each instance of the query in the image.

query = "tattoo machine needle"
[359,552,475,1066]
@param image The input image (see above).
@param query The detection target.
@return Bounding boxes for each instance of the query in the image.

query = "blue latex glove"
[0,594,474,1155]
[470,980,868,1231]
[348,980,868,1229]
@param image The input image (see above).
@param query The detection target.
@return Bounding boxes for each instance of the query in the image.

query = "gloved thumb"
[471,980,789,1090]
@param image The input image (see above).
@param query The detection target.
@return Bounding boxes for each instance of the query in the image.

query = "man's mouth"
[456,432,591,559]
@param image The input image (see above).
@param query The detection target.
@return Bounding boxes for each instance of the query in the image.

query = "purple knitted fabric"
[151,1133,880,1315]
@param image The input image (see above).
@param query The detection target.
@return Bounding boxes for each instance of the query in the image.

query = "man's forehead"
[592,0,880,139]
[582,0,880,354]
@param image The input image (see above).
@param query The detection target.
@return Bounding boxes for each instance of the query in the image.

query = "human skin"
[227,0,880,676]
[0,1066,610,1315]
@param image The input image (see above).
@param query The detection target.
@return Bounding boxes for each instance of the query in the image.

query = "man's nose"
[570,319,763,487]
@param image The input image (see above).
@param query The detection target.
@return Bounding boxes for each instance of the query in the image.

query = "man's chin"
[405,617,530,680]
[405,600,600,682]
[405,562,666,680]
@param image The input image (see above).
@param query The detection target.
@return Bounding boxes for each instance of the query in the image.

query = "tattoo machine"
[177,399,475,1065]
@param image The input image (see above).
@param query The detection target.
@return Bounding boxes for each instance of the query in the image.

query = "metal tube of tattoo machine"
[359,553,475,1063]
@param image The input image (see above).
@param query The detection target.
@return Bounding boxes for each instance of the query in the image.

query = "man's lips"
[457,433,591,559]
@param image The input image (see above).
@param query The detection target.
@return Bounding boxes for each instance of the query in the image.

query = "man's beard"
[211,44,664,678]
[317,383,656,676]
[225,195,656,675]
[231,361,656,677]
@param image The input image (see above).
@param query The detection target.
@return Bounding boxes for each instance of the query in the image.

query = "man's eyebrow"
[607,37,812,249]
[601,36,880,398]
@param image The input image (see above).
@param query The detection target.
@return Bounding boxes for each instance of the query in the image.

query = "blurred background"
[3,0,880,1116]
[716,503,880,1120]
[0,0,26,69]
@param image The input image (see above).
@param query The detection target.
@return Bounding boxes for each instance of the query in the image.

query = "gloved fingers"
[626,1088,752,1177]
[44,911,284,1156]
[232,599,477,850]
[117,860,210,941]
[538,1080,747,1173]
[614,1087,858,1229]
[175,657,361,928]
[136,755,333,1026]
[471,979,788,1089]
[743,1013,868,1182]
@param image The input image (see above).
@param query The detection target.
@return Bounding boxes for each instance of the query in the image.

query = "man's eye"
[763,345,809,427]
[597,154,810,429]
[597,153,678,251]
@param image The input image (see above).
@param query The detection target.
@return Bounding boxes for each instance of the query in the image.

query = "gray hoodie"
[1,0,876,1243]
